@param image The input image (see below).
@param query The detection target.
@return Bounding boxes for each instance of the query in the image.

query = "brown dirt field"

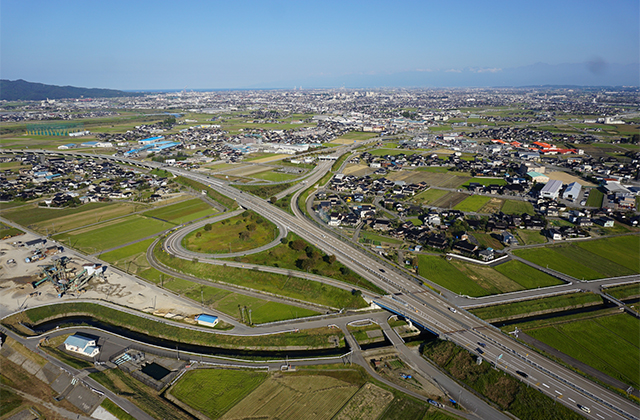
[225,165,274,177]
[388,171,470,188]
[343,164,373,176]
[546,171,596,187]
[431,192,468,208]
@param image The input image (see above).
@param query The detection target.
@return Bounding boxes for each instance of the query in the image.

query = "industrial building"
[138,136,165,145]
[540,180,563,199]
[562,182,582,201]
[527,171,549,183]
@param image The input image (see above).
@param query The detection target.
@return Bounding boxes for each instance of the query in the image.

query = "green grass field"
[493,260,563,289]
[53,215,173,253]
[171,369,268,419]
[183,211,276,253]
[514,229,547,245]
[585,189,604,207]
[460,177,507,188]
[143,198,217,224]
[359,231,404,245]
[526,313,640,388]
[514,239,638,280]
[501,200,535,215]
[453,195,491,212]
[418,256,493,296]
[168,279,320,324]
[469,292,602,321]
[413,188,448,205]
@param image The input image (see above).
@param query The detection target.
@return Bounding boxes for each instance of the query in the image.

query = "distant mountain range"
[0,79,142,101]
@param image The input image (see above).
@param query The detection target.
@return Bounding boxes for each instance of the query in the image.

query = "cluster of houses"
[0,154,171,204]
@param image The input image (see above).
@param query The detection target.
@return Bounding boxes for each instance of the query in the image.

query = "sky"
[1,0,638,89]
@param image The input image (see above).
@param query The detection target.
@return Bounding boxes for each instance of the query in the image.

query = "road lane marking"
[542,383,549,388]
[554,390,562,394]
[568,398,575,403]
[596,414,604,419]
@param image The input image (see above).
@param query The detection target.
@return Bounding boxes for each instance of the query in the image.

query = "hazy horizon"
[2,0,638,90]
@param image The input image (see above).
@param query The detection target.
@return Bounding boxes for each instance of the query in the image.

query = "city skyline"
[1,0,638,90]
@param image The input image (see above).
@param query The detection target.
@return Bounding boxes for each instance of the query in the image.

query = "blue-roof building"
[64,335,100,357]
[195,314,219,327]
[138,136,165,145]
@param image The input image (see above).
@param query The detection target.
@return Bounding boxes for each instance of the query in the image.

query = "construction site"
[31,256,103,298]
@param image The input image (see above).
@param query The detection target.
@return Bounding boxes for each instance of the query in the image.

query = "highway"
[166,161,639,420]
[11,148,640,420]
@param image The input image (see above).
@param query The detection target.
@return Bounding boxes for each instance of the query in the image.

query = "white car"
[578,405,591,414]
[449,307,457,313]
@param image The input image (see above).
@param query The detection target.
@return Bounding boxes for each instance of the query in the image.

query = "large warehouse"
[540,180,563,199]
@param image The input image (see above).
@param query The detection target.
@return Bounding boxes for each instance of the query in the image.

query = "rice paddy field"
[453,195,491,212]
[142,198,218,224]
[53,214,173,253]
[500,200,535,215]
[419,256,563,297]
[170,368,454,420]
[514,236,639,280]
[523,312,640,389]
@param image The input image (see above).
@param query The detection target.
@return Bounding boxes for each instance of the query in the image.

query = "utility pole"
[248,309,252,325]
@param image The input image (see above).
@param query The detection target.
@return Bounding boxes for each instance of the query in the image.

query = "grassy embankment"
[468,292,603,321]
[154,242,367,310]
[2,302,343,350]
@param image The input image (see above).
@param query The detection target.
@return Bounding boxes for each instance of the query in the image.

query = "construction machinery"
[32,257,96,297]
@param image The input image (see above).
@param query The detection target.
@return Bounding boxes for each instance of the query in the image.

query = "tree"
[270,196,278,204]
[239,231,251,241]
[280,237,288,245]
[203,223,212,231]
[247,223,257,232]
[290,239,306,251]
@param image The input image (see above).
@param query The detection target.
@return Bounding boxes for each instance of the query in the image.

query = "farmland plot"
[333,383,394,420]
[220,374,358,420]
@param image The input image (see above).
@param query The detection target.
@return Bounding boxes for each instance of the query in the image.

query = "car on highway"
[515,370,528,378]
[476,347,484,355]
[578,405,590,413]
[448,307,456,313]
[379,268,385,273]
[477,342,486,347]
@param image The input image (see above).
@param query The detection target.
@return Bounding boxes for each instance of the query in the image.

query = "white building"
[64,335,100,357]
[540,180,563,199]
[562,182,582,201]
